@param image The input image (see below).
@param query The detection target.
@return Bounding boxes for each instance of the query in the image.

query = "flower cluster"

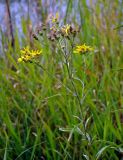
[47,29,60,41]
[73,44,94,54]
[61,24,71,36]
[61,24,80,37]
[18,46,42,62]
[19,13,94,64]
[32,14,80,42]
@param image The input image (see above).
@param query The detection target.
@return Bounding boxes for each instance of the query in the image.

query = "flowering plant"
[18,13,95,142]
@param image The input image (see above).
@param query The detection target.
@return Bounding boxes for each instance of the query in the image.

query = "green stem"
[59,39,87,137]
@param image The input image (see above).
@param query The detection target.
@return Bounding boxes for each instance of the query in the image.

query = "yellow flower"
[18,58,23,62]
[31,49,42,56]
[50,12,59,23]
[61,24,71,36]
[20,46,30,54]
[73,44,94,54]
[18,46,42,62]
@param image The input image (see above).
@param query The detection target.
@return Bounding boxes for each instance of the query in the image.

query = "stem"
[65,57,83,118]
[65,54,88,140]
[69,35,75,75]
[59,38,87,137]
[64,40,83,116]
[60,38,83,116]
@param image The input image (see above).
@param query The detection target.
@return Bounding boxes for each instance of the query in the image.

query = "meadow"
[0,0,123,159]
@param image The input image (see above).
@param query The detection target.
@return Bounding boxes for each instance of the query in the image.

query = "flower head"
[61,24,71,36]
[73,44,94,54]
[18,46,42,63]
[50,12,59,23]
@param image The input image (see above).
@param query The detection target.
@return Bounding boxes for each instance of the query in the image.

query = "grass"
[0,0,123,159]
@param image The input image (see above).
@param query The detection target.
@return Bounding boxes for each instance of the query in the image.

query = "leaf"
[96,145,110,160]
[83,154,90,160]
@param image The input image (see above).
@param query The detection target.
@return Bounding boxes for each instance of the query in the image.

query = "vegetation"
[0,0,123,159]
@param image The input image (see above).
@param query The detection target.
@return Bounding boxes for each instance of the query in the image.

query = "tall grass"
[0,0,123,159]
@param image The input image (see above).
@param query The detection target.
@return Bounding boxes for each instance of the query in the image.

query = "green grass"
[0,0,123,159]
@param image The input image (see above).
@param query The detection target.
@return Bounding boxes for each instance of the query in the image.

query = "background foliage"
[0,0,123,159]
